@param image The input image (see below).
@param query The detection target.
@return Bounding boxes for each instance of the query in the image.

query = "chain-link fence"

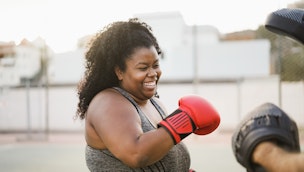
[254,23,304,129]
[256,25,304,81]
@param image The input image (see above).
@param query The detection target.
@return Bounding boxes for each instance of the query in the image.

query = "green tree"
[255,17,304,81]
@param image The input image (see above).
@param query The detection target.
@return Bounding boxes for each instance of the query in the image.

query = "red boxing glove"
[158,95,220,144]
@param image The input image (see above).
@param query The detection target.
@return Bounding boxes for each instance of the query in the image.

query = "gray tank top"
[85,87,191,172]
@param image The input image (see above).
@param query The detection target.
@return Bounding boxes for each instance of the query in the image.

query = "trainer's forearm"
[253,141,304,172]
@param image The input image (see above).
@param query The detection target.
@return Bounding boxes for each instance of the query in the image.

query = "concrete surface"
[0,131,303,172]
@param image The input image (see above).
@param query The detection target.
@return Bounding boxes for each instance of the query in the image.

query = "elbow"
[121,153,151,168]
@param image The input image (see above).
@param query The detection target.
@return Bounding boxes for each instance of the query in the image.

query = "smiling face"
[115,46,162,102]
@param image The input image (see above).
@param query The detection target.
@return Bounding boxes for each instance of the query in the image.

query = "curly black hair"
[76,18,162,120]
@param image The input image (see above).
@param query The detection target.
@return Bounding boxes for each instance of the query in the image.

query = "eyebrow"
[136,59,159,66]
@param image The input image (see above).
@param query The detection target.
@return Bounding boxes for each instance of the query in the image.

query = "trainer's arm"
[252,141,304,172]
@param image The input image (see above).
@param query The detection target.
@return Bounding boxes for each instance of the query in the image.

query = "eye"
[153,64,159,69]
[153,63,160,69]
[139,66,148,71]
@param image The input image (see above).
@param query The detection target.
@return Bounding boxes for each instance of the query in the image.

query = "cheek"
[157,69,162,78]
[132,71,147,81]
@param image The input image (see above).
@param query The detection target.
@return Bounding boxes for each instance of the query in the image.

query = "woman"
[76,18,220,171]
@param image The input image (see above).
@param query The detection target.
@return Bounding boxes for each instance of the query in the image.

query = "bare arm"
[253,141,304,172]
[87,89,174,168]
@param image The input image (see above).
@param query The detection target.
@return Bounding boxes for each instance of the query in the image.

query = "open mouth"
[144,81,156,88]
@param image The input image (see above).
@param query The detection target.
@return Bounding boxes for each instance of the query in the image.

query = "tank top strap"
[113,87,166,122]
[150,98,166,119]
[112,87,141,113]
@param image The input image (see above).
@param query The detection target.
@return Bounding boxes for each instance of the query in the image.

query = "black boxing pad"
[231,102,300,172]
[265,8,304,45]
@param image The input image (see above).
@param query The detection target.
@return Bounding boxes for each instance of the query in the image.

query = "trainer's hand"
[158,95,220,144]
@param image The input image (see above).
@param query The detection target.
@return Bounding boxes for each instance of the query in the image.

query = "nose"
[147,68,157,77]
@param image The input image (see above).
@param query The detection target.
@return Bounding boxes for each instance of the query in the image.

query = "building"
[1,11,284,132]
[46,11,270,85]
[0,38,51,87]
[135,11,270,82]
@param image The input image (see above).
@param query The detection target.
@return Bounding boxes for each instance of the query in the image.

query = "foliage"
[255,22,304,81]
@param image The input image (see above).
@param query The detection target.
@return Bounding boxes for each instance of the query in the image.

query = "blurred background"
[0,0,304,171]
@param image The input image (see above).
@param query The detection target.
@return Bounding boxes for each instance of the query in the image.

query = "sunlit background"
[0,0,304,172]
[0,0,300,53]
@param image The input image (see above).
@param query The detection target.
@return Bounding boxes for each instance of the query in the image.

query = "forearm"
[253,141,304,172]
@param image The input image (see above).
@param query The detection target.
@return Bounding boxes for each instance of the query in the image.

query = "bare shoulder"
[87,88,140,124]
[88,88,132,115]
[85,88,143,150]
[91,88,126,105]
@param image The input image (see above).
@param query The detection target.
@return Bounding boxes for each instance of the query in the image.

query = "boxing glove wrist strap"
[158,109,196,144]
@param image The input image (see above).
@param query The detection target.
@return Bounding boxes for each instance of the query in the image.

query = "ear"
[114,66,123,81]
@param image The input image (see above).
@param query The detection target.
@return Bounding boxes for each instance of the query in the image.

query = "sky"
[0,0,301,53]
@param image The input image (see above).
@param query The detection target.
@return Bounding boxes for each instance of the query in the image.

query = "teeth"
[145,81,156,86]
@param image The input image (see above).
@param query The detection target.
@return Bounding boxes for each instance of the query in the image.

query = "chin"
[145,90,156,98]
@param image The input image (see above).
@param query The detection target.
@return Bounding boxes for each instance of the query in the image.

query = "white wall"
[1,78,303,132]
[48,49,85,85]
[199,40,271,79]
